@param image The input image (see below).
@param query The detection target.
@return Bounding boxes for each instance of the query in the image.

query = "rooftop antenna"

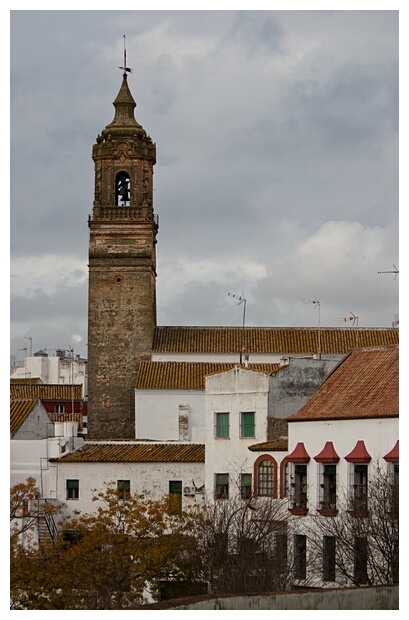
[119,35,133,77]
[338,311,359,347]
[24,336,33,357]
[378,264,399,281]
[301,297,321,360]
[228,292,247,364]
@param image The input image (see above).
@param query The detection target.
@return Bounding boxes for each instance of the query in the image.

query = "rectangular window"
[215,473,229,500]
[294,534,307,579]
[319,464,337,511]
[240,473,252,499]
[354,537,368,585]
[323,536,336,581]
[240,412,255,438]
[117,479,130,500]
[215,413,229,439]
[290,464,307,510]
[66,479,79,500]
[351,464,368,514]
[169,480,182,515]
[55,404,65,413]
[276,533,288,566]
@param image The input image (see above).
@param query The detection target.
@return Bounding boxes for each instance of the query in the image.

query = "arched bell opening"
[116,171,130,206]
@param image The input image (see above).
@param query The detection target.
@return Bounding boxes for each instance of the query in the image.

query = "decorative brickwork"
[88,75,158,439]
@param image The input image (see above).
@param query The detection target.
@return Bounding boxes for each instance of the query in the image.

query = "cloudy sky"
[10,9,399,361]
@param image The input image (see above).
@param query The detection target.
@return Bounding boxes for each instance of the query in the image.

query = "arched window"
[257,459,274,496]
[116,171,130,206]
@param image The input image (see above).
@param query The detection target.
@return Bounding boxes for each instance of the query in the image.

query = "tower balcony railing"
[89,208,159,225]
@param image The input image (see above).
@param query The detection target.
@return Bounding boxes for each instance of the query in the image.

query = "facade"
[203,357,337,504]
[50,442,205,519]
[284,346,399,587]
[10,397,83,494]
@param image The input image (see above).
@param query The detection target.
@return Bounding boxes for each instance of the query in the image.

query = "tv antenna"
[228,292,247,364]
[338,311,359,347]
[119,35,133,76]
[378,264,399,281]
[301,297,321,360]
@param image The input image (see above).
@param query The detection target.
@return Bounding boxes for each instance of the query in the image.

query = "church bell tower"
[87,70,158,439]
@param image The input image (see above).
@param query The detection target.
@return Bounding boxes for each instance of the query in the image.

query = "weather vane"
[119,35,133,76]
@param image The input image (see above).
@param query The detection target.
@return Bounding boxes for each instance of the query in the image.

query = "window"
[66,479,79,500]
[350,464,368,514]
[392,463,399,517]
[319,464,337,513]
[117,479,130,500]
[215,413,229,439]
[294,534,307,580]
[169,481,182,514]
[215,474,229,500]
[323,536,336,581]
[240,412,255,438]
[289,464,308,512]
[354,537,368,585]
[257,460,274,496]
[116,171,130,206]
[240,473,252,499]
[276,533,288,566]
[55,404,65,413]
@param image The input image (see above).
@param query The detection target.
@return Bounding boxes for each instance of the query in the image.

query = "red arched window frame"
[253,454,278,499]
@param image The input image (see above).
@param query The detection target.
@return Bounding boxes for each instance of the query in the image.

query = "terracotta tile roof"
[152,326,398,354]
[10,383,82,400]
[10,399,38,434]
[50,442,205,463]
[288,346,399,422]
[135,361,280,390]
[248,438,288,452]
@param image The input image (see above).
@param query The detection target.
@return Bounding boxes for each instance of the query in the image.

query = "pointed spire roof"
[104,74,146,136]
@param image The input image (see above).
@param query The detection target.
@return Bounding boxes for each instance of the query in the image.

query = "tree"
[306,464,399,587]
[10,484,200,609]
[179,492,295,596]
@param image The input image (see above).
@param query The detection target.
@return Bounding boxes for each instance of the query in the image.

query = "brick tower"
[87,72,158,439]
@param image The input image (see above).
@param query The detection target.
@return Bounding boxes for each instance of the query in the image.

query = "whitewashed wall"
[204,367,272,501]
[288,416,399,508]
[135,389,205,442]
[54,459,205,519]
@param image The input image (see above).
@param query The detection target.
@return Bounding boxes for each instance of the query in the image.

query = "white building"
[284,345,399,587]
[11,350,87,396]
[49,442,205,519]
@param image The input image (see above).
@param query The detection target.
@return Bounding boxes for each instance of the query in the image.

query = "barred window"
[257,459,274,496]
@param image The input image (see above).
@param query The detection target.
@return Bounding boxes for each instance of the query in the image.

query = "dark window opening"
[116,172,130,206]
[215,474,229,500]
[323,536,336,581]
[354,536,368,585]
[241,473,252,499]
[66,479,79,500]
[294,534,307,580]
[169,481,182,514]
[117,479,131,500]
